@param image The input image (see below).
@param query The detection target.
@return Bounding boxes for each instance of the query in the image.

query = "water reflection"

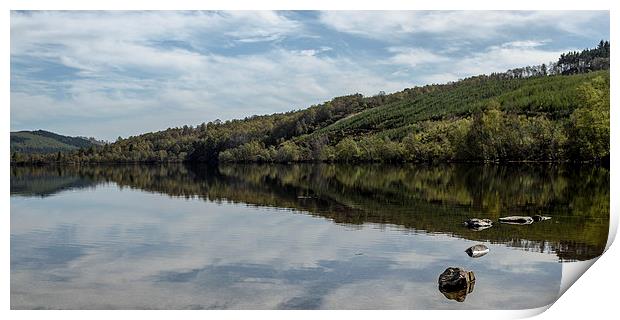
[438,267,476,302]
[11,163,609,262]
[465,245,489,258]
[10,163,608,309]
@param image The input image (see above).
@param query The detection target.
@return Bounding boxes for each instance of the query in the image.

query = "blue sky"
[10,11,609,140]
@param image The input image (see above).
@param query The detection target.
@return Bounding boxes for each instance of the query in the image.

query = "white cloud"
[291,46,332,57]
[453,42,567,76]
[10,11,304,81]
[501,40,550,49]
[10,11,300,53]
[319,11,606,40]
[387,47,449,68]
[418,72,461,85]
[223,11,301,43]
[394,41,570,85]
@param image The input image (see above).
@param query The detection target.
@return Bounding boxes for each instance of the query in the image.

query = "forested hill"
[10,130,103,155]
[11,41,610,164]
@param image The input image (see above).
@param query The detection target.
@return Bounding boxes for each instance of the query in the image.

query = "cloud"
[500,40,550,48]
[10,11,307,92]
[417,72,461,85]
[387,47,449,68]
[221,11,302,43]
[319,11,607,40]
[11,11,300,53]
[291,46,332,57]
[393,41,570,85]
[453,42,567,76]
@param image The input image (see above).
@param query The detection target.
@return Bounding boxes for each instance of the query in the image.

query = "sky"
[10,11,610,141]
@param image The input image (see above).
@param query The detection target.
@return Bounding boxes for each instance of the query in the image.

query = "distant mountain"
[10,130,103,154]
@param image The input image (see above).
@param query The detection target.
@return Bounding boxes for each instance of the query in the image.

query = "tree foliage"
[566,75,610,160]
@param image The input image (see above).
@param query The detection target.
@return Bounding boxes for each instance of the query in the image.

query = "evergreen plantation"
[11,41,610,164]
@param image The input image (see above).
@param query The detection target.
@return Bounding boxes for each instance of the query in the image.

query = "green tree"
[275,141,301,162]
[462,102,507,161]
[335,138,361,162]
[566,76,610,160]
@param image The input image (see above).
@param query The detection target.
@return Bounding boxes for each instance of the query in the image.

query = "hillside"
[305,71,602,142]
[10,130,101,154]
[11,42,610,164]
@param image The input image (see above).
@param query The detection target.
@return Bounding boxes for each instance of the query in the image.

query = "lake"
[10,163,609,309]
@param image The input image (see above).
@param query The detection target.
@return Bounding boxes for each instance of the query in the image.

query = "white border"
[3,1,617,319]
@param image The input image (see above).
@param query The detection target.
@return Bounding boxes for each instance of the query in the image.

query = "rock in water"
[465,244,489,258]
[463,218,493,231]
[532,215,552,222]
[438,267,476,302]
[498,216,534,225]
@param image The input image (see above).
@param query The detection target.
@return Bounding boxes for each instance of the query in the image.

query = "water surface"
[10,164,609,309]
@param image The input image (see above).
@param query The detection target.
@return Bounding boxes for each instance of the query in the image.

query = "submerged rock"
[498,216,534,225]
[465,244,489,258]
[463,218,493,231]
[440,285,475,302]
[532,215,552,222]
[438,267,476,302]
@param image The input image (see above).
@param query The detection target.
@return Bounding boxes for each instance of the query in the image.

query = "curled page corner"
[557,207,617,300]
[524,220,615,318]
[560,258,599,296]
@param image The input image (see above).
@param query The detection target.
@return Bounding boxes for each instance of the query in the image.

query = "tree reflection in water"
[11,162,609,262]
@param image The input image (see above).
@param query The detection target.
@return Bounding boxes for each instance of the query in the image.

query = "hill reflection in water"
[11,163,609,262]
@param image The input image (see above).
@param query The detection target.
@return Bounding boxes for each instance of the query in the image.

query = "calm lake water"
[10,163,609,309]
